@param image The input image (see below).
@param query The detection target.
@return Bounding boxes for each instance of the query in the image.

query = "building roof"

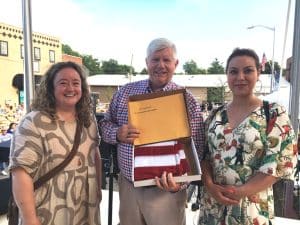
[87,74,275,93]
[0,22,61,46]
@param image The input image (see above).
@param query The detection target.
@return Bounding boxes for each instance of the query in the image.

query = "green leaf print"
[262,154,277,164]
[249,119,261,130]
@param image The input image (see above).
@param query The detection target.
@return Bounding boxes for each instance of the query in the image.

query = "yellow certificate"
[128,89,191,146]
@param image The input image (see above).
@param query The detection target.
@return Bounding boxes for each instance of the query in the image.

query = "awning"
[12,74,42,90]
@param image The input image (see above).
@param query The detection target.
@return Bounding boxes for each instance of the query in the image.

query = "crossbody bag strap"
[33,121,83,190]
[202,104,225,160]
[263,100,270,126]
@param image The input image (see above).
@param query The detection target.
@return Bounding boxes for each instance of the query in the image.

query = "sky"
[0,0,296,73]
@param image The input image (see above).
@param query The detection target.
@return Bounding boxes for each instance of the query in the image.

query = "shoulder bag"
[263,101,298,218]
[7,122,83,225]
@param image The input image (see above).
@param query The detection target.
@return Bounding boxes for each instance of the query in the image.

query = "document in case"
[128,89,191,146]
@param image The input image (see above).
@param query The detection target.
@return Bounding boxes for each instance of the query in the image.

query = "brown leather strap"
[33,122,83,190]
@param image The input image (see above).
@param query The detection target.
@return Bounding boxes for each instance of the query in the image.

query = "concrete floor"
[1,189,300,225]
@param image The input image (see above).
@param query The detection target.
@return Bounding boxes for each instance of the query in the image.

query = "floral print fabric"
[199,102,298,225]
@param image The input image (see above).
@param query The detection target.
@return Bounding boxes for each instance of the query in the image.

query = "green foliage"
[140,68,148,74]
[62,44,137,75]
[207,87,225,103]
[63,43,283,78]
[62,44,81,57]
[101,59,135,74]
[183,60,206,74]
[261,60,281,74]
[82,55,102,75]
[207,58,225,74]
[62,44,102,75]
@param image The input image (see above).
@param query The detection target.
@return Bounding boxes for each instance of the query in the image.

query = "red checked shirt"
[100,79,205,182]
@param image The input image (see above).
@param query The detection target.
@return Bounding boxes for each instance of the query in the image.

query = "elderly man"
[100,38,205,225]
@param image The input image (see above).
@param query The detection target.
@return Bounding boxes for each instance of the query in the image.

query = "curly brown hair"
[31,61,93,127]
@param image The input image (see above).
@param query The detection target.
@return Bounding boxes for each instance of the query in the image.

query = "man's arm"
[185,91,205,159]
[99,91,121,145]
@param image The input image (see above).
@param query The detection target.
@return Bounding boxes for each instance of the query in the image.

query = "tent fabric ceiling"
[12,74,23,90]
[12,74,42,90]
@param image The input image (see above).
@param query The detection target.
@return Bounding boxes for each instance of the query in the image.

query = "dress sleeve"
[259,104,298,179]
[9,113,43,178]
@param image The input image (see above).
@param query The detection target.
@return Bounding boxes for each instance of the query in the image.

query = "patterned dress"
[9,111,101,225]
[199,103,297,225]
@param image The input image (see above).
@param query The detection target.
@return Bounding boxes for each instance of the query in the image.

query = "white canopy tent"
[261,78,291,113]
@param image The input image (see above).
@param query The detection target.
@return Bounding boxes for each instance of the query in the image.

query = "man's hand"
[155,172,181,192]
[116,124,140,144]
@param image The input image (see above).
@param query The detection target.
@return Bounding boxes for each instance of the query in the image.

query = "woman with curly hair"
[9,61,101,225]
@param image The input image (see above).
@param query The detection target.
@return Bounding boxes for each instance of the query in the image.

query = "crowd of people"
[0,103,24,129]
[6,37,299,225]
[0,103,24,176]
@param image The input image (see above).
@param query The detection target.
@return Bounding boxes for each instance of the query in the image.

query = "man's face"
[146,47,178,91]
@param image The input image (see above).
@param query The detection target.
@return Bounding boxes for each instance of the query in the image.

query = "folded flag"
[134,141,190,181]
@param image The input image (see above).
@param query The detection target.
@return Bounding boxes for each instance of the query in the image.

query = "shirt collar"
[146,79,177,93]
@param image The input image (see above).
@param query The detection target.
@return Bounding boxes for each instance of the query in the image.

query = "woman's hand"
[117,124,140,144]
[224,172,278,202]
[223,187,261,203]
[205,183,239,205]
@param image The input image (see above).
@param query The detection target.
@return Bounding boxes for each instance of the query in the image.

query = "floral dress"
[199,102,298,225]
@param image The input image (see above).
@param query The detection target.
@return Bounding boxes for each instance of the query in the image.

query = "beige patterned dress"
[9,111,101,225]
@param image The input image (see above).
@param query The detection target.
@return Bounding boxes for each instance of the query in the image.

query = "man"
[100,38,205,225]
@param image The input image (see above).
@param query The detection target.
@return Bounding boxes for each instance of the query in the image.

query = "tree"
[183,60,206,74]
[62,44,102,75]
[100,59,135,74]
[82,55,102,75]
[101,59,119,74]
[62,44,81,57]
[261,60,281,74]
[207,87,225,103]
[120,64,135,75]
[62,44,137,75]
[207,58,224,74]
[140,68,148,74]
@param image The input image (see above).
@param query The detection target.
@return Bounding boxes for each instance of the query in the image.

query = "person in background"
[0,127,12,141]
[7,122,17,134]
[9,61,101,225]
[0,127,12,176]
[284,57,292,82]
[199,48,298,225]
[100,37,205,225]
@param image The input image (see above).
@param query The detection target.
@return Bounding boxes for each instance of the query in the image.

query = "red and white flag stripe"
[133,141,190,181]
